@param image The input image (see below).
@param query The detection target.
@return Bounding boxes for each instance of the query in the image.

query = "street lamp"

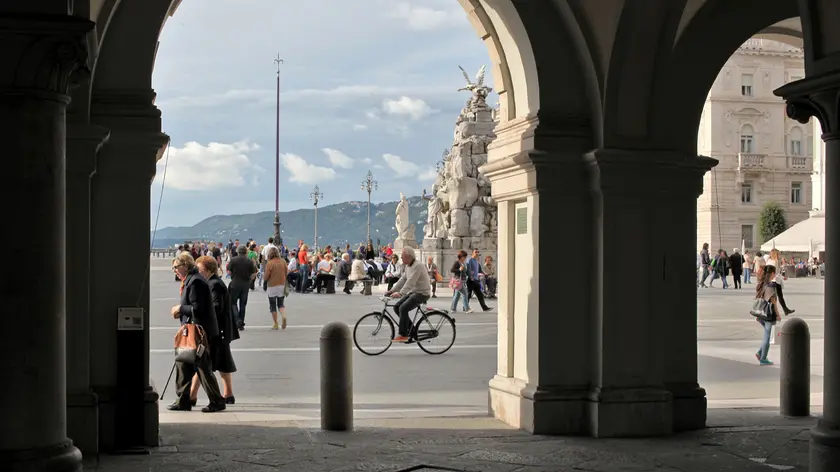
[310,185,323,252]
[361,170,378,244]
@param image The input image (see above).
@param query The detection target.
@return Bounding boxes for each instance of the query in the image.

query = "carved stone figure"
[395,192,410,239]
[423,187,447,239]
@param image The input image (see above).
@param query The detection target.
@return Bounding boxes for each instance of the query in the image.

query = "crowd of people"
[166,236,497,413]
[697,243,822,289]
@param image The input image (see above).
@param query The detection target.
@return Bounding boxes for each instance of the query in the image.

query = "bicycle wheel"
[353,312,395,356]
[415,310,456,355]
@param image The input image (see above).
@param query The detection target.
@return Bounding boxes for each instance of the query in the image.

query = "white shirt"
[261,243,277,260]
[317,260,331,273]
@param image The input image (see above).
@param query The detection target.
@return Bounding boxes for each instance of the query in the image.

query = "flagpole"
[273,54,284,245]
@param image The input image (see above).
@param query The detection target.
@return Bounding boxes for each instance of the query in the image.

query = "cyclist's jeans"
[393,293,430,337]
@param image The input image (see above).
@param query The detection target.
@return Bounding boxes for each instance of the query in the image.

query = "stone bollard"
[320,322,353,431]
[780,317,810,417]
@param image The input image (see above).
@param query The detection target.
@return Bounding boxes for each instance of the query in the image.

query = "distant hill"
[151,196,428,249]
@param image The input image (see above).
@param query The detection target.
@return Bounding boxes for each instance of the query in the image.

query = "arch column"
[65,122,109,456]
[88,89,168,451]
[776,72,840,472]
[483,115,596,434]
[0,13,92,472]
[586,150,713,436]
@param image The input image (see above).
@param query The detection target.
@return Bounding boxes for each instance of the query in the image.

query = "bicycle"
[353,296,457,355]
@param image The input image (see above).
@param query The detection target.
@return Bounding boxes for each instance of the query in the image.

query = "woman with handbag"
[426,255,439,298]
[169,253,226,412]
[191,256,239,405]
[752,265,782,365]
[450,250,472,313]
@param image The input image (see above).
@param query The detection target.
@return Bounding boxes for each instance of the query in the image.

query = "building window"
[741,74,754,96]
[740,125,755,153]
[791,182,802,204]
[790,127,803,155]
[741,183,753,204]
[741,225,754,249]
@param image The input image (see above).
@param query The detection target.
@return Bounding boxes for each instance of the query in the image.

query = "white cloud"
[157,140,261,191]
[418,168,438,181]
[361,157,373,164]
[373,164,385,169]
[381,153,436,181]
[390,2,464,31]
[353,124,368,131]
[158,85,451,111]
[281,153,337,184]
[322,148,355,168]
[382,96,435,120]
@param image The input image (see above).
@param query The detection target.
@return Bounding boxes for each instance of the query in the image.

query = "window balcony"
[787,155,810,171]
[738,153,766,169]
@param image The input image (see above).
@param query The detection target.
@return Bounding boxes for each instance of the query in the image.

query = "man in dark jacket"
[336,253,353,294]
[169,253,225,412]
[227,245,256,330]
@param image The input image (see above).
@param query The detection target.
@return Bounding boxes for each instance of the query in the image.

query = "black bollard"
[780,317,810,417]
[320,321,353,431]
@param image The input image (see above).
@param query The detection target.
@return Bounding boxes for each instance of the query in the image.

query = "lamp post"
[361,170,378,244]
[273,54,284,246]
[310,185,323,252]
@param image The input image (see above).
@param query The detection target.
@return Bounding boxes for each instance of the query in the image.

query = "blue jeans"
[758,319,774,360]
[743,268,752,283]
[450,282,470,311]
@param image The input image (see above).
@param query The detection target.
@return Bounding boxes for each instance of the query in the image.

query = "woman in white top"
[314,254,336,293]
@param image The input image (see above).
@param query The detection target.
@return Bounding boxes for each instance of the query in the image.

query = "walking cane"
[160,362,176,399]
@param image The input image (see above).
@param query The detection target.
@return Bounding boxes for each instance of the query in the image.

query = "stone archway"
[76,0,597,454]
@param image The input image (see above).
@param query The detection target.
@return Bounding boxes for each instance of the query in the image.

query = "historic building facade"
[697,39,815,252]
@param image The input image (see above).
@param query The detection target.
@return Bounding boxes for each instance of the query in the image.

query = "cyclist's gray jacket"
[392,260,432,296]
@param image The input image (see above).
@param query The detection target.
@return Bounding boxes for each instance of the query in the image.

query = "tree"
[758,201,787,243]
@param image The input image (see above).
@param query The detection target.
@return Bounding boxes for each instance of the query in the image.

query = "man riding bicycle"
[384,247,431,342]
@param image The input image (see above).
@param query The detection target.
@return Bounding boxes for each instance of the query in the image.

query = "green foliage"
[758,201,787,243]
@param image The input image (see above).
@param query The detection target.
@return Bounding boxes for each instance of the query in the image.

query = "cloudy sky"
[150,0,492,229]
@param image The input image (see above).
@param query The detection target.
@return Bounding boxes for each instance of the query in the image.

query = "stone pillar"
[0,14,92,471]
[89,90,168,450]
[585,149,713,437]
[483,116,595,434]
[776,75,840,471]
[65,123,109,455]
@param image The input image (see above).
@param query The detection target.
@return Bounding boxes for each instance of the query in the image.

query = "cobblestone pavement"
[87,409,815,471]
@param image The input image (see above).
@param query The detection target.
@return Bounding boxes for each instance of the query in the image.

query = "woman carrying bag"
[751,265,782,366]
[450,250,472,313]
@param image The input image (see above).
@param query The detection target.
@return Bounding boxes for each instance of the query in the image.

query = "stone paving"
[86,409,815,471]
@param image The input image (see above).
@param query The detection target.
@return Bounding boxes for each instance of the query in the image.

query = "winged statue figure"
[457,65,492,96]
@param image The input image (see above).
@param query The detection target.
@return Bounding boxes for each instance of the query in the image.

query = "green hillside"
[152,196,428,249]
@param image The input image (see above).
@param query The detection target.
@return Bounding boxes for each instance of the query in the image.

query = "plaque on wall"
[516,207,527,235]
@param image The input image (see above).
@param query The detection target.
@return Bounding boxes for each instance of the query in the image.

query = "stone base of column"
[67,390,99,456]
[810,420,840,471]
[489,376,588,434]
[144,386,160,447]
[0,440,82,472]
[666,383,707,431]
[586,387,673,438]
[92,385,160,451]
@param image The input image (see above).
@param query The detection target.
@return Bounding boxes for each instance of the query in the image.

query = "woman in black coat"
[169,254,225,412]
[195,256,239,405]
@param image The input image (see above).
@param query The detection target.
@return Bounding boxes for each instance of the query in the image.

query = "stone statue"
[423,187,447,239]
[395,192,410,239]
[458,65,492,99]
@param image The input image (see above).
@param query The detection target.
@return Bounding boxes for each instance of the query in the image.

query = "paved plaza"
[149,257,827,421]
[78,257,828,471]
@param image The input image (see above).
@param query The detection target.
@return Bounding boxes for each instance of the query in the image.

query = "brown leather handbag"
[174,323,208,364]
